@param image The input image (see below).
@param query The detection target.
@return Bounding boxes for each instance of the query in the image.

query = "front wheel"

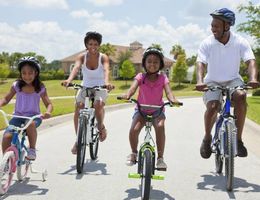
[89,117,99,160]
[225,122,234,191]
[141,149,152,200]
[0,151,16,195]
[76,116,87,174]
[17,149,30,181]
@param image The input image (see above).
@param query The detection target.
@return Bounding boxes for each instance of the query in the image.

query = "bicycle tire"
[17,149,30,181]
[76,116,87,174]
[0,151,15,195]
[141,149,152,200]
[225,122,234,191]
[89,117,99,160]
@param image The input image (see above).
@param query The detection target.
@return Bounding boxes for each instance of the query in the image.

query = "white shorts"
[203,78,245,105]
[76,88,108,104]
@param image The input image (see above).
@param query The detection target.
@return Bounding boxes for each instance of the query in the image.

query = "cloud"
[86,0,124,6]
[0,0,69,9]
[0,21,81,61]
[70,9,103,19]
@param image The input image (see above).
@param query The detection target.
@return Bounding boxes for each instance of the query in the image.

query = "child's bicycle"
[117,97,183,200]
[66,83,111,174]
[208,85,251,191]
[0,110,47,195]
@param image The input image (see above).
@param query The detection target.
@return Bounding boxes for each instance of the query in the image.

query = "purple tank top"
[13,81,45,116]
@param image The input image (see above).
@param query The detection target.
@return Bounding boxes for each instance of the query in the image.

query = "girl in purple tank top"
[120,47,181,170]
[0,57,53,160]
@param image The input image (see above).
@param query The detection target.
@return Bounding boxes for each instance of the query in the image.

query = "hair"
[84,31,102,48]
[17,62,43,93]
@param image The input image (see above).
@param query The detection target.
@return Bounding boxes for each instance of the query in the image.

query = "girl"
[0,56,53,160]
[121,47,180,170]
[62,31,113,154]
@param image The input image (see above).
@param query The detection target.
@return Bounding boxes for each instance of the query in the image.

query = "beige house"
[60,41,174,79]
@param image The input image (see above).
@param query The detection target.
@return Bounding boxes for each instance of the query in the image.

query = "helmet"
[142,47,165,70]
[210,8,235,26]
[17,56,41,73]
[84,31,102,47]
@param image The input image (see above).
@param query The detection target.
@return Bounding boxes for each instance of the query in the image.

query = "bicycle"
[0,110,47,195]
[66,83,110,174]
[208,85,250,191]
[117,97,183,200]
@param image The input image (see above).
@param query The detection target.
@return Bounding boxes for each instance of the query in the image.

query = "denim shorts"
[132,108,166,120]
[4,117,42,135]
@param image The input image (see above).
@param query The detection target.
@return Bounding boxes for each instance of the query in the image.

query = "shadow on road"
[0,178,48,199]
[58,159,111,178]
[197,172,260,199]
[124,185,175,200]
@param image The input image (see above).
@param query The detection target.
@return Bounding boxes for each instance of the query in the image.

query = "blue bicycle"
[210,85,250,191]
[0,110,47,195]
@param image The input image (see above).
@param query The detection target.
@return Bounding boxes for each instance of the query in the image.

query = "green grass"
[247,96,260,124]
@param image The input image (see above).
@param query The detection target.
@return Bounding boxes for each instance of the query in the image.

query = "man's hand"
[195,83,207,91]
[247,80,259,89]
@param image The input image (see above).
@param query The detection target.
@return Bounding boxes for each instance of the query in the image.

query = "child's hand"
[42,112,51,119]
[61,80,70,87]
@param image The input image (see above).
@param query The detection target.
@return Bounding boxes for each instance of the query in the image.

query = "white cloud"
[70,9,103,19]
[0,0,69,9]
[0,21,81,61]
[87,0,124,6]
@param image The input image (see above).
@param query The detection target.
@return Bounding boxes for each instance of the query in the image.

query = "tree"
[119,59,135,86]
[99,43,116,57]
[186,55,197,67]
[172,54,188,86]
[237,1,260,46]
[170,44,186,60]
[151,43,163,51]
[0,64,9,82]
[117,50,133,78]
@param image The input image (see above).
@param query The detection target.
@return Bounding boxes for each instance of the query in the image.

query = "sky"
[0,0,259,62]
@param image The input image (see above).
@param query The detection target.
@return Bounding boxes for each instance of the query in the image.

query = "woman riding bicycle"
[121,47,181,170]
[0,56,53,160]
[62,31,113,154]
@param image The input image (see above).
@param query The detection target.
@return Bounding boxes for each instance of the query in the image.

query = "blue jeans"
[4,117,42,135]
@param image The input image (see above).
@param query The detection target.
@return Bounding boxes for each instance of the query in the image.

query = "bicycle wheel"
[225,122,234,191]
[76,116,87,174]
[89,117,99,160]
[17,149,30,181]
[0,151,15,195]
[141,149,152,200]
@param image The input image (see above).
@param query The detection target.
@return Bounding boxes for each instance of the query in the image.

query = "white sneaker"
[156,158,167,170]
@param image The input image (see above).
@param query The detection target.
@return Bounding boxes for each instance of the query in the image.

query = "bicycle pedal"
[152,174,164,180]
[128,173,141,179]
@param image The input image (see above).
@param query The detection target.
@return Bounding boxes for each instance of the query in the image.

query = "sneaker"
[26,148,36,160]
[200,139,212,159]
[126,153,137,166]
[156,158,167,170]
[237,140,248,157]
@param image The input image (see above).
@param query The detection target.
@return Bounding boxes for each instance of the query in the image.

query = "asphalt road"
[0,97,260,200]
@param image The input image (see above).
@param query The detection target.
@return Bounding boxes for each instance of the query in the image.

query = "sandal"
[71,142,77,155]
[126,153,137,166]
[98,126,107,142]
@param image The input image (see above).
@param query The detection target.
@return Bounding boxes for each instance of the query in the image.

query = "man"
[196,8,259,159]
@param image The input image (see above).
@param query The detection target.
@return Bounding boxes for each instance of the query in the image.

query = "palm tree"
[170,44,186,60]
[99,43,116,57]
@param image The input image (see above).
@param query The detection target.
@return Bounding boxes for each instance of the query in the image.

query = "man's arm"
[195,61,207,91]
[246,59,259,88]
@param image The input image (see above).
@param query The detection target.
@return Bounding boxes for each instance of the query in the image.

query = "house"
[60,41,174,79]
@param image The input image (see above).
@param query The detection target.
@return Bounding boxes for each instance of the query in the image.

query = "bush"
[252,88,260,96]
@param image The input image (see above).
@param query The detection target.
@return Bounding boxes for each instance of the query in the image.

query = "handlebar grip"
[117,96,123,100]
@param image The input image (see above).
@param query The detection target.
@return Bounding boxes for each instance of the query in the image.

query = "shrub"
[252,88,260,96]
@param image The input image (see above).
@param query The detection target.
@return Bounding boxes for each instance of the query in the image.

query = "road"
[0,97,260,200]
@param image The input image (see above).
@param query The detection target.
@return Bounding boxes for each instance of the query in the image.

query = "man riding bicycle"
[195,8,259,159]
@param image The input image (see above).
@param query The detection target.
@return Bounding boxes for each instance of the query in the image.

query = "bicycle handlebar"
[202,84,252,92]
[62,82,114,90]
[0,110,42,132]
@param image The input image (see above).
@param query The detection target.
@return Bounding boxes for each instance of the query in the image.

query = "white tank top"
[81,52,105,87]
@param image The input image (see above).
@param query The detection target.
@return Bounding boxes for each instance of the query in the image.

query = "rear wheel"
[141,149,152,200]
[89,117,99,160]
[76,116,87,174]
[0,151,15,195]
[225,122,234,191]
[17,149,30,181]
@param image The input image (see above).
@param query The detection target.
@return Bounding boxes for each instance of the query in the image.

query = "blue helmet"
[210,8,235,26]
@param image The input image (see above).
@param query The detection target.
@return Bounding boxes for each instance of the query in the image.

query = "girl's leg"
[26,122,37,149]
[2,133,12,153]
[153,117,166,158]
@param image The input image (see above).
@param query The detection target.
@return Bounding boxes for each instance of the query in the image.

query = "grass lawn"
[0,79,259,129]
